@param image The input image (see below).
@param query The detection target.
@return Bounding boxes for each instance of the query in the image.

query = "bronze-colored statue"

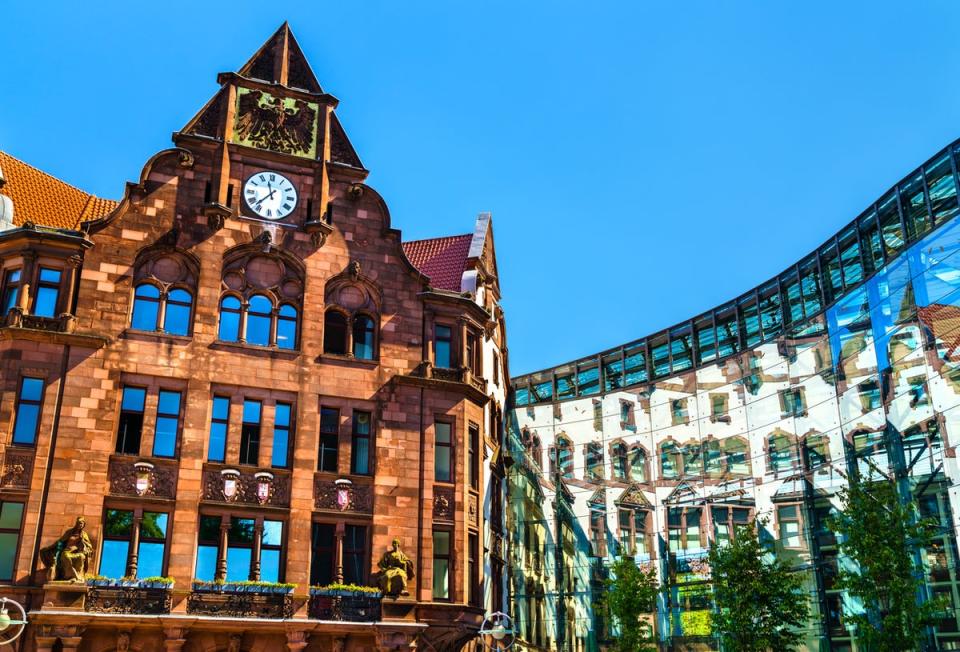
[39,517,93,582]
[378,538,414,597]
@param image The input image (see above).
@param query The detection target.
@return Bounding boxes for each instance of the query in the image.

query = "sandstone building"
[0,24,508,651]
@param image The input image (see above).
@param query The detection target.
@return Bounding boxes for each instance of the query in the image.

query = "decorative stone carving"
[109,457,177,499]
[233,88,319,158]
[0,448,33,489]
[39,517,94,582]
[468,493,479,527]
[314,478,373,513]
[378,538,415,597]
[202,467,291,507]
[433,486,454,521]
[187,590,293,619]
[86,586,172,615]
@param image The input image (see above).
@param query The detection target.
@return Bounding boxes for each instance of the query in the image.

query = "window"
[466,330,481,375]
[1,269,21,315]
[618,508,648,557]
[12,377,43,446]
[909,376,930,407]
[323,311,348,355]
[703,439,723,476]
[310,523,336,586]
[131,283,193,336]
[611,442,628,480]
[226,517,255,582]
[710,393,729,422]
[531,435,543,469]
[32,267,61,317]
[660,441,680,479]
[592,400,603,431]
[208,396,230,463]
[667,507,702,552]
[713,506,751,547]
[353,315,375,360]
[805,434,830,468]
[777,505,803,548]
[435,325,453,369]
[435,421,453,483]
[585,442,604,481]
[132,284,161,331]
[433,530,451,600]
[0,501,23,581]
[272,402,292,468]
[240,400,262,465]
[671,399,688,425]
[246,295,272,347]
[779,388,805,418]
[116,387,146,455]
[195,515,221,581]
[343,524,368,585]
[152,390,181,457]
[468,532,480,606]
[557,436,573,479]
[276,305,298,350]
[724,438,750,476]
[493,352,500,386]
[318,408,339,473]
[589,503,606,557]
[218,296,242,341]
[351,411,372,475]
[101,509,168,579]
[858,379,882,412]
[629,445,648,483]
[164,288,193,336]
[769,434,798,473]
[469,423,480,490]
[260,520,283,583]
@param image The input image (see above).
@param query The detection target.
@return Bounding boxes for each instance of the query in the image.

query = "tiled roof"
[402,234,473,292]
[0,151,118,229]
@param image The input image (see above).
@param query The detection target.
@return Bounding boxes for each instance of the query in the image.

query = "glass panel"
[260,549,280,583]
[758,282,782,340]
[105,509,133,536]
[602,353,623,391]
[0,532,17,581]
[226,547,251,582]
[799,258,822,318]
[246,295,273,346]
[715,305,738,358]
[272,403,291,468]
[859,210,884,277]
[739,296,761,347]
[695,317,716,364]
[208,423,227,463]
[651,337,670,378]
[623,347,647,385]
[435,325,452,368]
[556,367,577,399]
[33,286,59,318]
[670,327,692,372]
[878,192,904,258]
[577,363,600,396]
[100,540,128,578]
[164,301,191,336]
[121,387,146,412]
[927,152,958,223]
[782,272,803,324]
[141,512,167,539]
[39,268,61,283]
[195,545,218,581]
[435,422,452,482]
[901,173,931,242]
[820,243,843,305]
[243,400,261,424]
[219,297,241,341]
[230,518,255,543]
[0,503,23,530]
[137,541,165,579]
[324,311,348,354]
[352,315,375,359]
[263,520,283,546]
[132,284,161,331]
[839,227,863,289]
[12,403,39,445]
[432,531,450,599]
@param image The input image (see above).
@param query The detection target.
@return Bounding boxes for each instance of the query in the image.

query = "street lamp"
[479,612,515,650]
[0,597,27,645]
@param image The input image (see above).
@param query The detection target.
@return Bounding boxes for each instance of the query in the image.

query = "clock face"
[243,171,298,220]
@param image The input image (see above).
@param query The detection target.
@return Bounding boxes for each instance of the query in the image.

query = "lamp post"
[0,597,27,645]
[479,611,515,650]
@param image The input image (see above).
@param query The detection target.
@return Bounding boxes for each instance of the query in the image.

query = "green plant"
[234,580,296,589]
[311,582,381,594]
[709,519,809,651]
[603,557,658,652]
[139,576,174,585]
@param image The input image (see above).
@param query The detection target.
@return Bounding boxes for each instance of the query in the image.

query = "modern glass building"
[508,138,960,651]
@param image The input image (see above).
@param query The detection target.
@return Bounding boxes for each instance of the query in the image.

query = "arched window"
[805,433,830,468]
[353,314,376,360]
[557,436,573,479]
[769,433,798,473]
[703,439,723,476]
[660,441,679,479]
[681,441,702,478]
[246,294,273,346]
[276,304,298,350]
[218,296,242,341]
[131,284,161,331]
[629,445,648,483]
[724,437,750,476]
[165,288,193,336]
[131,247,199,337]
[324,311,348,354]
[611,442,628,480]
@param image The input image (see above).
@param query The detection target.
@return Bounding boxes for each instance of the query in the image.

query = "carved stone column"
[216,518,229,581]
[59,254,83,316]
[252,520,263,581]
[335,521,345,584]
[17,250,35,314]
[127,510,143,577]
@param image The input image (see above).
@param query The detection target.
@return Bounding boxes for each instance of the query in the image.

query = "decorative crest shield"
[254,472,274,505]
[335,478,353,511]
[133,462,154,496]
[221,469,241,501]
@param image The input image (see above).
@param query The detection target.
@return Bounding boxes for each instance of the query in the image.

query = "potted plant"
[310,582,382,598]
[140,576,175,590]
[192,579,224,593]
[86,575,113,588]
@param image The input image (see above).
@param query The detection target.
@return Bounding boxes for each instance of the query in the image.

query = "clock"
[243,171,298,220]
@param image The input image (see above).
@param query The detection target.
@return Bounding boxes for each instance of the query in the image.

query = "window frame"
[32,266,62,318]
[434,323,454,370]
[239,399,262,466]
[776,503,804,549]
[0,500,24,582]
[350,410,373,476]
[116,385,147,456]
[318,407,340,473]
[151,389,183,458]
[434,419,454,484]
[12,376,44,447]
[271,402,293,469]
[432,528,453,601]
[208,395,231,463]
[1,268,22,316]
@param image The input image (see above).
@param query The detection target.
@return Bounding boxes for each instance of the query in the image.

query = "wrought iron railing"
[86,586,172,614]
[308,593,381,622]
[186,589,294,619]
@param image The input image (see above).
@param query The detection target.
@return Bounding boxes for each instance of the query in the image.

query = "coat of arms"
[233,88,318,158]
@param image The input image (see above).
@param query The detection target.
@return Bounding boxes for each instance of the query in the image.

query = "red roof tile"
[0,151,118,229]
[402,234,473,292]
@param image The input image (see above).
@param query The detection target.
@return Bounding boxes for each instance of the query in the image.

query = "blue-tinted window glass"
[131,284,161,331]
[137,542,165,579]
[624,348,647,385]
[13,378,44,445]
[878,193,904,258]
[1,269,21,315]
[226,547,251,582]
[435,422,452,482]
[260,549,280,583]
[927,152,959,224]
[272,403,291,468]
[100,540,129,578]
[651,340,670,377]
[246,295,272,346]
[577,364,600,395]
[602,354,623,391]
[435,325,452,368]
[276,304,297,350]
[670,329,692,372]
[0,502,23,582]
[240,400,262,465]
[351,411,371,475]
[38,268,60,283]
[122,387,146,412]
[696,321,716,364]
[263,520,283,546]
[901,174,931,242]
[208,396,230,463]
[195,545,218,581]
[243,400,261,423]
[33,289,58,318]
[218,296,242,342]
[153,390,181,457]
[164,288,192,336]
[353,315,375,359]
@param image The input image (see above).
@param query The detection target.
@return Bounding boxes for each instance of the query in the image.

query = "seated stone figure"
[378,537,414,597]
[40,516,93,582]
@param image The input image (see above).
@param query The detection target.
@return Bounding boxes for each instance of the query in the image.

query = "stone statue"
[39,517,93,582]
[378,538,414,597]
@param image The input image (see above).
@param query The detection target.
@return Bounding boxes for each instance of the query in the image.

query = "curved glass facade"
[508,139,960,651]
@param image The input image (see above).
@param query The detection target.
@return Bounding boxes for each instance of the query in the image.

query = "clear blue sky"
[3,2,960,376]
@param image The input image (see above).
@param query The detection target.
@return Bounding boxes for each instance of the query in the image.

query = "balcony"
[398,362,490,403]
[187,582,294,619]
[85,580,173,615]
[308,590,382,622]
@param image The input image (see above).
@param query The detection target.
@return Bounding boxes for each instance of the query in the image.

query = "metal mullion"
[620,346,626,388]
[814,247,826,315]
[643,340,652,383]
[687,318,697,369]
[894,186,909,252]
[920,164,935,231]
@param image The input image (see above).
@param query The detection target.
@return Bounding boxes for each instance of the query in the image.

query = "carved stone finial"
[377,537,415,597]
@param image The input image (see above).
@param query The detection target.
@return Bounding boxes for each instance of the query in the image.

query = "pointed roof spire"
[238,23,323,93]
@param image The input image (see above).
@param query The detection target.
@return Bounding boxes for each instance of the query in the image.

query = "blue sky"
[3,2,960,376]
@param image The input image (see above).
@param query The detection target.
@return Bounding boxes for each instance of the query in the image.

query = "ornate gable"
[615,484,652,508]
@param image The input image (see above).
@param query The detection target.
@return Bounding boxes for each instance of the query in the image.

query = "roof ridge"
[402,233,472,245]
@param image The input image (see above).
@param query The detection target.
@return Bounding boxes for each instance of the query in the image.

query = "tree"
[708,520,809,651]
[604,557,659,652]
[828,479,944,652]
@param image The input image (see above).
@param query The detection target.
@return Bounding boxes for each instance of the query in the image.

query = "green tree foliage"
[708,520,809,651]
[828,479,944,652]
[604,557,658,652]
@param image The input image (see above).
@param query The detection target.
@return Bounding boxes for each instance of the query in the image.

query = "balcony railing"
[86,585,172,615]
[186,586,294,619]
[308,592,381,622]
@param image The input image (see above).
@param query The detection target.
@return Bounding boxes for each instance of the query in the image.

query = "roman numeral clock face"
[243,171,298,220]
